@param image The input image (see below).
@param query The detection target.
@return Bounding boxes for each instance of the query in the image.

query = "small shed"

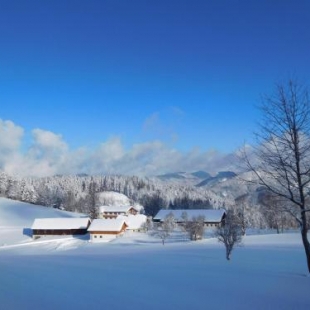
[88,219,128,242]
[31,217,91,239]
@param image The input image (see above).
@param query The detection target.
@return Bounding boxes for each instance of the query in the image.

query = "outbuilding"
[31,217,91,239]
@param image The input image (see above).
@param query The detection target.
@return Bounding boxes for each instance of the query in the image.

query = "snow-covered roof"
[99,205,136,213]
[31,218,91,230]
[153,209,226,223]
[88,219,127,232]
[117,214,147,230]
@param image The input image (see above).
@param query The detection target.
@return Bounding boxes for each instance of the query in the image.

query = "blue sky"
[0,0,310,176]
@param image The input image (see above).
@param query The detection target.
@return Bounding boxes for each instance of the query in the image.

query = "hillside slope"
[0,197,86,246]
[0,197,86,226]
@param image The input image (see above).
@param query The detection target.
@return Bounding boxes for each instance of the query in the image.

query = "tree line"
[0,172,224,216]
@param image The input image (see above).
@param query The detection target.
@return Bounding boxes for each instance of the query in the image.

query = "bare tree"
[141,216,154,232]
[215,210,243,260]
[233,201,247,236]
[242,80,310,272]
[152,212,175,245]
[259,191,289,233]
[183,214,205,241]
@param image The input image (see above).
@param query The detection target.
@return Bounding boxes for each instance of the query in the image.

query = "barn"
[153,209,226,227]
[31,218,91,239]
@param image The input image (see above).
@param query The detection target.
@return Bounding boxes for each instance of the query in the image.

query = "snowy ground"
[0,198,310,310]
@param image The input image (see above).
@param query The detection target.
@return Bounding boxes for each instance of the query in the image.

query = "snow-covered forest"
[0,170,226,213]
[0,170,299,230]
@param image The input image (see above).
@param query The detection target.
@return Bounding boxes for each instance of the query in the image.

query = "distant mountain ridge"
[190,171,212,179]
[157,170,237,187]
[157,172,187,180]
[196,171,237,187]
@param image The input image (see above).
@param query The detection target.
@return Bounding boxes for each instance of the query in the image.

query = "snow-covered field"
[0,198,310,310]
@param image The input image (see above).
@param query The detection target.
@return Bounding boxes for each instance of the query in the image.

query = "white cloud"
[26,130,66,175]
[0,120,234,177]
[170,106,185,118]
[32,129,67,150]
[0,119,24,153]
[143,112,160,132]
[142,107,185,144]
[0,120,24,173]
[28,129,68,162]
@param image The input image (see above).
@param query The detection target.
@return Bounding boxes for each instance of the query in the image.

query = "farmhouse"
[88,218,128,242]
[153,209,226,227]
[99,205,138,219]
[31,217,91,239]
[117,214,147,232]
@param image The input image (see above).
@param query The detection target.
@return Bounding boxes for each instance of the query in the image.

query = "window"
[94,235,97,238]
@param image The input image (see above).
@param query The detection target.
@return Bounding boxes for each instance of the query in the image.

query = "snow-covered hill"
[0,197,85,226]
[0,197,309,309]
[0,197,86,246]
[97,191,143,211]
